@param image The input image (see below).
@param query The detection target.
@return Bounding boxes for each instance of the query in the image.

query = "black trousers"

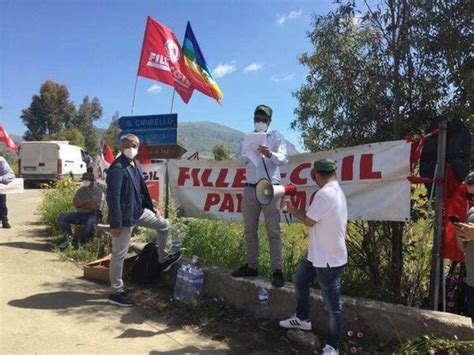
[0,194,7,222]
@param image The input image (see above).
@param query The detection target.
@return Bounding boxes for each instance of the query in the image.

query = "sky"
[0,0,341,151]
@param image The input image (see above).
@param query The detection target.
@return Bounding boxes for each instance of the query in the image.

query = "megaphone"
[255,178,297,206]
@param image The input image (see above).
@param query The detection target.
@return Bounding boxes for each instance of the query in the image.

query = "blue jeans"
[294,256,344,350]
[58,212,98,245]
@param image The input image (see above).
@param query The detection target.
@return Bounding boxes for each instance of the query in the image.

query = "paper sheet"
[242,132,267,167]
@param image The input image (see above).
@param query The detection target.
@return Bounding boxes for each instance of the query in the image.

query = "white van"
[19,141,88,183]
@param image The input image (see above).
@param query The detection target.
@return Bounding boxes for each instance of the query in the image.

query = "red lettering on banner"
[177,167,191,186]
[232,168,247,188]
[290,163,311,185]
[341,155,354,181]
[219,193,235,212]
[236,193,243,212]
[360,154,382,180]
[201,169,213,187]
[191,168,200,186]
[291,191,307,210]
[204,193,220,211]
[216,169,230,188]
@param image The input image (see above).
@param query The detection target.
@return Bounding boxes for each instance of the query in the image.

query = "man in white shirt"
[232,105,288,287]
[280,159,347,355]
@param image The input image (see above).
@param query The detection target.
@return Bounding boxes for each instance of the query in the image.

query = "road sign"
[147,144,187,159]
[119,114,178,145]
[121,129,177,144]
[118,114,177,130]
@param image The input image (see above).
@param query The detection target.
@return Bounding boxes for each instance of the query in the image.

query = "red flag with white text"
[137,16,194,103]
[0,125,18,152]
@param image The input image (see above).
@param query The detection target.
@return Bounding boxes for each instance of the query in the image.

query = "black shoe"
[2,221,11,229]
[108,292,135,307]
[160,251,182,272]
[231,264,258,277]
[57,235,72,250]
[272,269,285,288]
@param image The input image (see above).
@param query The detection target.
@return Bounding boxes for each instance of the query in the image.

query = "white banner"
[141,163,166,204]
[168,140,411,222]
[0,178,24,194]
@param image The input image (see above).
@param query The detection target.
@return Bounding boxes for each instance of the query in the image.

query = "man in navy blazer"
[106,134,181,307]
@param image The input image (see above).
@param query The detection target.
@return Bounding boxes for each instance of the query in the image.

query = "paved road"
[0,190,228,354]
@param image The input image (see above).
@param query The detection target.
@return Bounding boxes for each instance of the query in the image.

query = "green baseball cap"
[313,159,337,172]
[254,104,272,118]
[81,172,94,181]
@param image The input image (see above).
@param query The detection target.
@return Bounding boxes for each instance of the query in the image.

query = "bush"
[38,179,78,233]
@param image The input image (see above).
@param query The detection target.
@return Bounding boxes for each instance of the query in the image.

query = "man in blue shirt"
[232,105,288,287]
[106,134,181,307]
[0,156,15,229]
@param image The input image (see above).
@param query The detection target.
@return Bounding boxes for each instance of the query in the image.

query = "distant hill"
[178,121,298,158]
[10,122,298,159]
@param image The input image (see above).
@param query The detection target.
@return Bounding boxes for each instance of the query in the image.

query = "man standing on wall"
[106,134,181,307]
[232,105,288,288]
[280,159,347,355]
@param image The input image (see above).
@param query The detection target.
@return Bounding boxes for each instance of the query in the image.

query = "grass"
[36,180,436,305]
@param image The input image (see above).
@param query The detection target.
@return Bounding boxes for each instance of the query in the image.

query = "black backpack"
[127,243,161,284]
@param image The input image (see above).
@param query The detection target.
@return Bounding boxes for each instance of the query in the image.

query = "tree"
[21,80,76,140]
[103,112,122,153]
[75,96,103,155]
[292,1,471,303]
[74,96,103,128]
[48,127,85,147]
[212,143,233,161]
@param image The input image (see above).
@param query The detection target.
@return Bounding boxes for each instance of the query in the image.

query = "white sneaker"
[279,315,312,331]
[322,344,339,355]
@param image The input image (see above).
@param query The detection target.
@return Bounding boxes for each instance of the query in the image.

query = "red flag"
[137,16,194,103]
[0,125,18,152]
[139,142,152,164]
[441,163,468,262]
[103,144,115,164]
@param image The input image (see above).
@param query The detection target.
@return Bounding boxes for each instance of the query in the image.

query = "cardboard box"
[83,252,137,282]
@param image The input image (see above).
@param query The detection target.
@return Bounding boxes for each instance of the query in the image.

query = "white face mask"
[254,122,269,132]
[124,147,138,159]
[81,181,91,188]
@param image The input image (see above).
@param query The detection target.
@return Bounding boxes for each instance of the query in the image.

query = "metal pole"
[169,89,176,114]
[130,76,139,116]
[429,119,447,310]
[164,161,170,219]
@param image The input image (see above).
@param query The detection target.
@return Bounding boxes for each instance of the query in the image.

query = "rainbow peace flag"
[183,22,223,103]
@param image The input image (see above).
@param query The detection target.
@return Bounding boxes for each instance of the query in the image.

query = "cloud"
[271,74,295,82]
[212,63,236,78]
[147,84,163,94]
[243,63,263,73]
[277,10,303,25]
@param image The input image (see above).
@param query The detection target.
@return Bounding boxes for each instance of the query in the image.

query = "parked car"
[18,141,87,185]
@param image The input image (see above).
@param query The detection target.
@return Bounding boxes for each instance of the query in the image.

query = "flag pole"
[130,75,139,116]
[170,89,176,113]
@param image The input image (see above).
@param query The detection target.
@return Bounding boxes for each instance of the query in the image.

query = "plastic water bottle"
[258,287,269,318]
[171,227,182,254]
[174,265,187,302]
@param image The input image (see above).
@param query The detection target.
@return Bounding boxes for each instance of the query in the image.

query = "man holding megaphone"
[280,159,347,355]
[231,105,288,288]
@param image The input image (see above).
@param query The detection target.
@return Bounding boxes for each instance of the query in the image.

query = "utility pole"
[429,119,447,310]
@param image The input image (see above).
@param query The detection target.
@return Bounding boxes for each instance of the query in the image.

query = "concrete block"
[128,244,474,341]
